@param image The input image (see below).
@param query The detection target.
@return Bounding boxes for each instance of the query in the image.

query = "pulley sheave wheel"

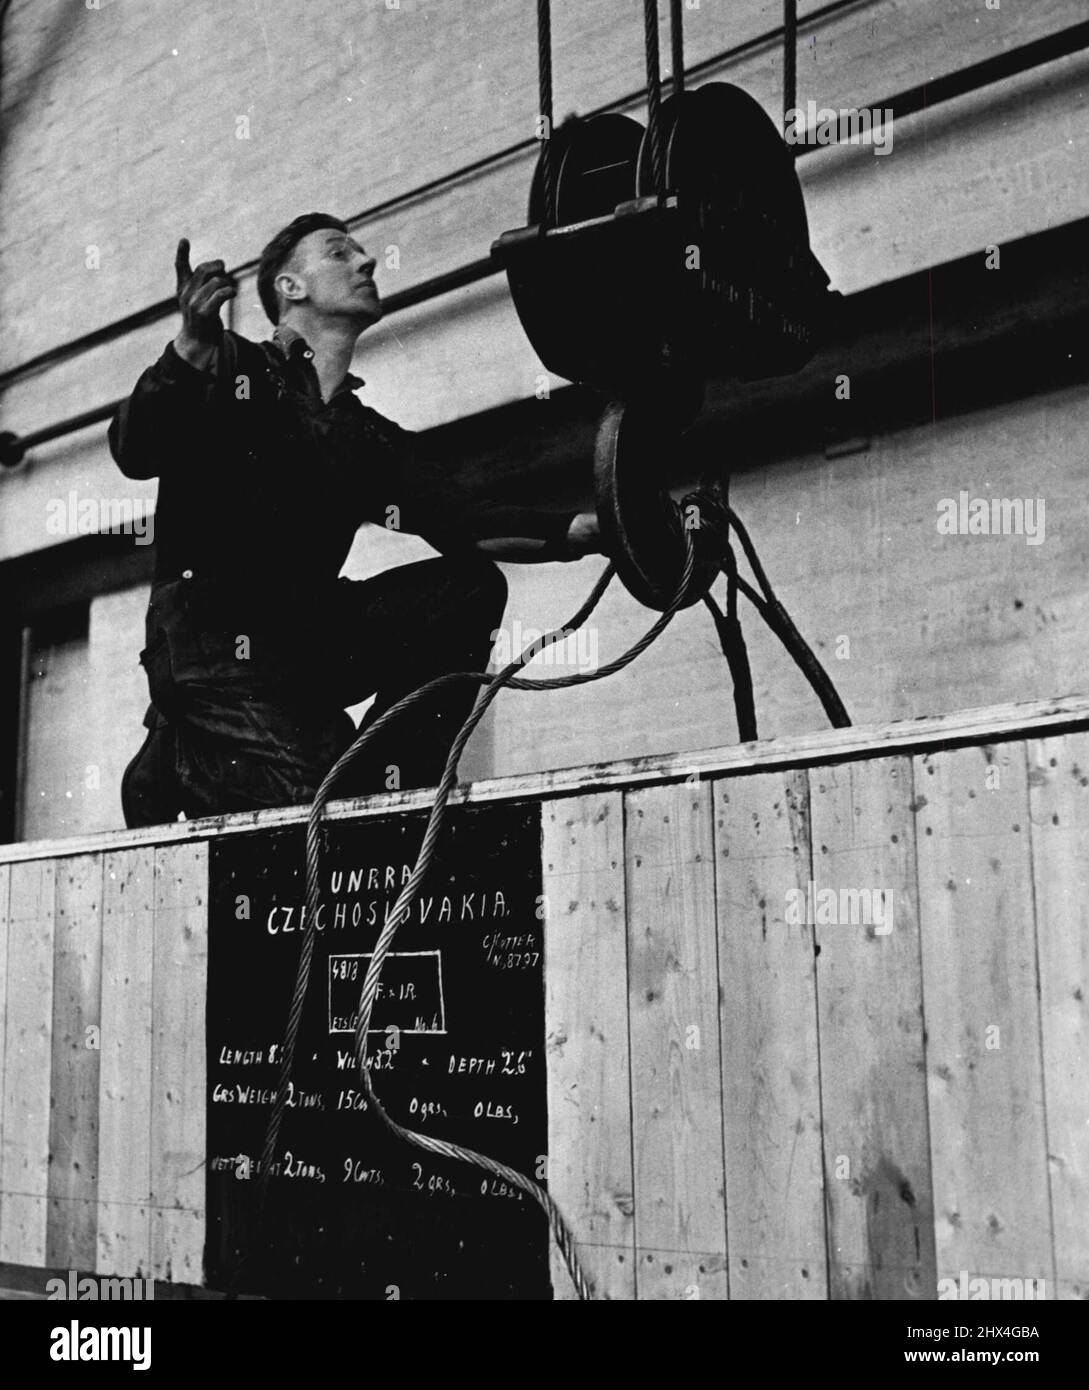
[529,112,643,226]
[593,399,719,612]
[637,82,808,240]
[508,113,651,389]
[636,81,817,376]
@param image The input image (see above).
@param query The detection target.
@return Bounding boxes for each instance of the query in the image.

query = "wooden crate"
[1,695,1086,1300]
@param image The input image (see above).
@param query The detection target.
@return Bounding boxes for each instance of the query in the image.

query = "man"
[110,212,602,827]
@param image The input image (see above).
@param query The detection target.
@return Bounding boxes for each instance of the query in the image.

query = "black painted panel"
[205,803,549,1300]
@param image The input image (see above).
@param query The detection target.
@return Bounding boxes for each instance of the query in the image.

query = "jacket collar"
[271,323,365,395]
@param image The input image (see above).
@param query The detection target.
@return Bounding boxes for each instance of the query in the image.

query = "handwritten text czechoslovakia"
[265,863,511,935]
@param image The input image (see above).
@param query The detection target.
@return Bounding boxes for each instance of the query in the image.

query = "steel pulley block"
[495,84,833,612]
[593,399,720,612]
[635,82,830,382]
[492,83,832,393]
[493,113,668,392]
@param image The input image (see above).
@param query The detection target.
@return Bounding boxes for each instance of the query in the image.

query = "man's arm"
[377,428,605,563]
[108,239,236,479]
[473,509,602,561]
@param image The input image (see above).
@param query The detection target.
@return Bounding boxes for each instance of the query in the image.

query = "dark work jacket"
[108,328,577,724]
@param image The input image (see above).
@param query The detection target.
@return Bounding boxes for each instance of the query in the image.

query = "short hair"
[256,212,348,324]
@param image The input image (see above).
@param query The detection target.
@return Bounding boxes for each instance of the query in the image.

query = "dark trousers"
[120,554,508,828]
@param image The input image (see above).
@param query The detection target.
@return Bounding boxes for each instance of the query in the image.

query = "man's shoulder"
[352,396,405,426]
[346,392,414,441]
[219,328,273,368]
[205,329,285,395]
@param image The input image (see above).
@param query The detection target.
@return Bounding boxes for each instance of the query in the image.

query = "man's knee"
[449,552,507,607]
[121,725,180,828]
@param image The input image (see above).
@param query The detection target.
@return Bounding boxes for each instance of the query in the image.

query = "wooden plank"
[150,842,208,1285]
[4,695,1089,867]
[0,868,8,1254]
[0,860,56,1265]
[46,853,104,1271]
[914,743,1053,1289]
[543,792,634,1300]
[1027,731,1089,1300]
[808,757,936,1299]
[625,780,728,1299]
[96,848,154,1277]
[714,770,827,1298]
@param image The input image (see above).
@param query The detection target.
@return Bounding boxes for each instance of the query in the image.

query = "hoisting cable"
[537,0,558,225]
[677,477,847,731]
[644,0,666,199]
[725,505,851,728]
[703,544,759,742]
[686,476,759,740]
[783,0,798,139]
[669,0,686,97]
[257,537,701,1301]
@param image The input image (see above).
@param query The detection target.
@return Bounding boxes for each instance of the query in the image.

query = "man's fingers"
[190,267,234,292]
[180,258,231,301]
[185,269,235,308]
[187,282,236,323]
[174,237,192,292]
[205,285,238,310]
[189,274,235,304]
[176,244,236,329]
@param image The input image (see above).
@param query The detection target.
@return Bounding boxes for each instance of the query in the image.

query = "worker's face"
[279,230,381,326]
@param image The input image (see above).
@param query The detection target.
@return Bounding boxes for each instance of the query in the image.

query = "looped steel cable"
[258,536,701,1302]
[680,476,758,740]
[701,493,758,741]
[726,505,851,729]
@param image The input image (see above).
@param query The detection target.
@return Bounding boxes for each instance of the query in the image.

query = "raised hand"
[174,237,236,346]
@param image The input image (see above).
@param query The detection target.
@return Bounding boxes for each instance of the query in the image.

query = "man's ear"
[274,268,306,309]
